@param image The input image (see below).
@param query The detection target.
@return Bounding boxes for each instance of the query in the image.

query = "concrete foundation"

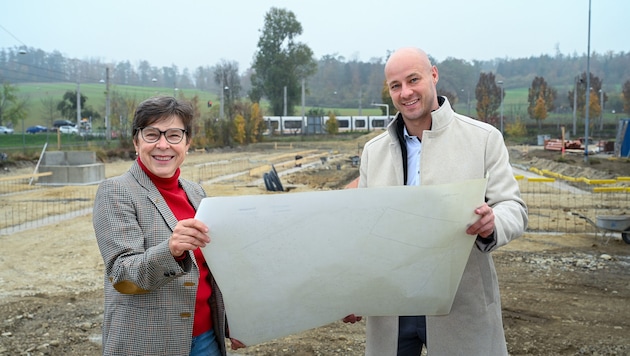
[38,151,105,185]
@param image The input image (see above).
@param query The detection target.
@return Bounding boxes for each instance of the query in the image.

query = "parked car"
[26,125,48,134]
[53,119,75,128]
[0,126,14,134]
[59,125,79,134]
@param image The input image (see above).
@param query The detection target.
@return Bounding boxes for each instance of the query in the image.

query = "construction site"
[0,134,629,355]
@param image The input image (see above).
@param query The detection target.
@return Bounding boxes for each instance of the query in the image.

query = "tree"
[185,94,203,146]
[527,76,556,129]
[247,102,264,143]
[505,116,527,138]
[437,88,458,105]
[587,90,601,127]
[325,112,339,134]
[232,114,246,144]
[228,100,265,144]
[532,93,548,129]
[435,57,479,105]
[57,90,86,122]
[250,7,317,116]
[0,81,27,127]
[622,80,630,115]
[214,60,242,121]
[379,79,394,116]
[567,72,605,120]
[40,96,58,128]
[108,91,139,143]
[475,72,502,125]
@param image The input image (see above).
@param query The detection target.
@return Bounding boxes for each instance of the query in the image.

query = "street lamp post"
[371,103,389,132]
[497,80,504,135]
[220,85,229,120]
[460,89,471,116]
[467,89,471,116]
[584,0,592,163]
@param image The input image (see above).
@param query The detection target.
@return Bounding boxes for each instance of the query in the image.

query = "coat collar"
[128,160,181,231]
[129,159,164,194]
[388,96,455,139]
[129,160,201,210]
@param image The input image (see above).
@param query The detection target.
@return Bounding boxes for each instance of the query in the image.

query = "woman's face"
[133,115,190,178]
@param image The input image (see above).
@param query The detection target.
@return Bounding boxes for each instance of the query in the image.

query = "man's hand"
[230,338,246,350]
[342,314,363,323]
[466,203,495,238]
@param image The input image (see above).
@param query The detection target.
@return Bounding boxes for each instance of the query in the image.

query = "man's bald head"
[385,47,433,76]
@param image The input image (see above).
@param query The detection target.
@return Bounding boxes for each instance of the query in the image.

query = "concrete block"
[42,151,66,165]
[38,151,105,186]
[66,151,96,165]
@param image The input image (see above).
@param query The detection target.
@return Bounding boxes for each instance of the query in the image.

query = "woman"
[93,96,245,356]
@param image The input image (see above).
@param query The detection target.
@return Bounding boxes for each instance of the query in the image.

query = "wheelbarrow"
[571,212,630,244]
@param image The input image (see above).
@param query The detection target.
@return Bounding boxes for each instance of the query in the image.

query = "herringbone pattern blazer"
[93,160,228,356]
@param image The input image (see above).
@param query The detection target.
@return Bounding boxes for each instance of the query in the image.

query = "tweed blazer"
[359,97,528,355]
[93,160,228,356]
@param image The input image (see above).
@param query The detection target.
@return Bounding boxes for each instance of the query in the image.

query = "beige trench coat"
[358,97,528,355]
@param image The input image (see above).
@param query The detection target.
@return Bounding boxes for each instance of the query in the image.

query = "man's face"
[385,51,439,122]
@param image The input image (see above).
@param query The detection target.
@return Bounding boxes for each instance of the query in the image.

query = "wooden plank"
[0,171,53,182]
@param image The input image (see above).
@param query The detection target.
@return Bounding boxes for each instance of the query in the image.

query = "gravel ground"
[1,142,629,355]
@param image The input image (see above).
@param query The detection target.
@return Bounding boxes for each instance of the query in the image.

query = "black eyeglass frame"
[137,127,188,144]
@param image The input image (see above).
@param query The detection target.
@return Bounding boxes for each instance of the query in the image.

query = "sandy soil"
[1,138,629,355]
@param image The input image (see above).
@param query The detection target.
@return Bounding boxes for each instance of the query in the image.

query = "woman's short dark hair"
[132,96,194,142]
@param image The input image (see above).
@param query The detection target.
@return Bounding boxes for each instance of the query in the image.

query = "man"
[345,47,528,355]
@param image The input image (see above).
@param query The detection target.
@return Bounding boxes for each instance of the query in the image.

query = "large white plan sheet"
[197,178,486,346]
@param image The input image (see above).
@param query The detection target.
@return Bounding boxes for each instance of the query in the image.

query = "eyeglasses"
[138,127,187,144]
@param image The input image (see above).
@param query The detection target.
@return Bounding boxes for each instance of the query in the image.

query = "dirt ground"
[1,138,629,356]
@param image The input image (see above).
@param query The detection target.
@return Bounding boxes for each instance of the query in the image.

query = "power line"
[0,24,28,48]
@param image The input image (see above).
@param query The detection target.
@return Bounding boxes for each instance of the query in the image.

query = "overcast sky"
[1,0,627,73]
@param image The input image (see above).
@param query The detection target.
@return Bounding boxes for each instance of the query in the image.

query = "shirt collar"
[403,126,416,139]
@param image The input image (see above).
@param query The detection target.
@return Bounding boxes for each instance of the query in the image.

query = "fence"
[1,162,628,237]
[519,173,629,234]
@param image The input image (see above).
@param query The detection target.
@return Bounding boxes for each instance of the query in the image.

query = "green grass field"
[11,82,392,131]
[13,82,220,129]
[7,82,624,140]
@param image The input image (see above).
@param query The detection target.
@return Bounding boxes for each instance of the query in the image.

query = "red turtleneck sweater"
[137,158,212,337]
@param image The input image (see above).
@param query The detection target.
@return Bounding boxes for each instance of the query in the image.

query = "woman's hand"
[168,218,210,257]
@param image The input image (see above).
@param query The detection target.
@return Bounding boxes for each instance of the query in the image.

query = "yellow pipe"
[527,177,556,182]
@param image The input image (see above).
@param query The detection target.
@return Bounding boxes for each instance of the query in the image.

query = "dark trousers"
[397,315,427,356]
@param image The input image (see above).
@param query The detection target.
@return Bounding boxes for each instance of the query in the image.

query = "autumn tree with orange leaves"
[475,72,502,126]
[528,76,556,130]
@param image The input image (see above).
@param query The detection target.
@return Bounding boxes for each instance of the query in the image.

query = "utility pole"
[76,82,81,126]
[220,78,225,120]
[105,67,111,142]
[358,87,362,116]
[572,75,578,137]
[497,81,504,136]
[599,85,604,132]
[283,86,287,117]
[301,79,305,134]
